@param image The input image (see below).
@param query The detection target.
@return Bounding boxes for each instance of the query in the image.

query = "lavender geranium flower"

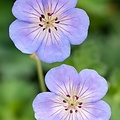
[32,64,111,120]
[9,0,89,63]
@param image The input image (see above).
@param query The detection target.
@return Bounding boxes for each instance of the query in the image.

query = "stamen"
[39,24,43,27]
[65,108,68,111]
[43,28,46,31]
[75,110,78,113]
[79,102,82,105]
[41,14,45,19]
[55,17,58,21]
[54,27,57,31]
[75,96,79,100]
[39,17,42,21]
[55,21,60,24]
[48,28,51,33]
[66,95,70,98]
[47,13,53,16]
[78,106,82,108]
[63,94,83,113]
[63,100,67,103]
[70,110,73,113]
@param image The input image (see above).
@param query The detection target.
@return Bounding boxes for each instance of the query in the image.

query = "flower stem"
[30,53,47,92]
[35,57,47,92]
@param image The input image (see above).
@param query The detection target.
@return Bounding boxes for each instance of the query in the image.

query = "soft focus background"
[0,0,120,120]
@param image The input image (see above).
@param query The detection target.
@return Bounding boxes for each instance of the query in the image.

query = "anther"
[39,17,42,21]
[55,21,60,24]
[75,96,79,100]
[47,13,53,16]
[79,102,82,105]
[48,28,51,33]
[41,14,45,19]
[43,28,46,31]
[65,108,68,111]
[70,110,73,113]
[39,24,43,27]
[75,110,78,113]
[78,106,82,108]
[63,100,67,103]
[66,95,70,98]
[54,27,57,31]
[55,17,58,21]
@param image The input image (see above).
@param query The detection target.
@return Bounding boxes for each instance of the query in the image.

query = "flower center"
[63,94,83,113]
[38,13,60,33]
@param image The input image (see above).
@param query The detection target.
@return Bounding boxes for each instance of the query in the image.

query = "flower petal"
[52,111,78,120]
[32,92,67,120]
[42,0,78,15]
[78,69,108,102]
[12,0,44,22]
[45,64,80,96]
[77,100,111,120]
[9,20,45,54]
[36,30,70,63]
[58,8,89,45]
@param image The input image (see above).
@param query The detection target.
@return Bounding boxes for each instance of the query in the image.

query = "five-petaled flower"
[32,64,111,120]
[9,0,89,63]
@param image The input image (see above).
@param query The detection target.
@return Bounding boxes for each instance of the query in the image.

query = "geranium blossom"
[32,64,111,120]
[9,0,89,63]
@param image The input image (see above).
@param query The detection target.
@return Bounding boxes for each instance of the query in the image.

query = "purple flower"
[9,0,89,63]
[32,64,111,120]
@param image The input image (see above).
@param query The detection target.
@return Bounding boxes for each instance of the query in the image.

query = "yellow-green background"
[0,0,120,120]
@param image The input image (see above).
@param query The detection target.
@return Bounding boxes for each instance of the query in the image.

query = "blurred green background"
[0,0,120,120]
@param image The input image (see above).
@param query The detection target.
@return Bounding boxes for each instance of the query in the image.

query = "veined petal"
[12,0,44,22]
[42,0,78,15]
[58,8,90,45]
[45,64,80,97]
[9,20,45,54]
[77,100,111,120]
[32,92,66,120]
[36,30,70,63]
[33,66,111,120]
[78,69,108,102]
[52,111,78,120]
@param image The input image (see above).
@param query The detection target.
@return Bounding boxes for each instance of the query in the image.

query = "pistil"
[38,12,60,33]
[63,94,83,113]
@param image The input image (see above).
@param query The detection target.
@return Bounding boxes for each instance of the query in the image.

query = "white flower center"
[38,13,60,33]
[63,94,83,113]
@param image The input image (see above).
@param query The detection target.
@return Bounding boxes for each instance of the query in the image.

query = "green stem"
[35,58,47,92]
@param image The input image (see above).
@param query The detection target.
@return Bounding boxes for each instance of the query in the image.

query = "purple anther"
[66,95,70,98]
[55,21,60,24]
[48,28,51,33]
[39,24,43,27]
[70,110,73,113]
[41,14,45,19]
[63,100,67,103]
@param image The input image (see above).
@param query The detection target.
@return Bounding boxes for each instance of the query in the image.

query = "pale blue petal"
[36,30,70,63]
[12,0,78,22]
[42,0,78,14]
[9,20,45,54]
[78,69,108,102]
[12,0,44,22]
[32,92,66,120]
[77,100,111,120]
[45,64,80,96]
[58,8,90,45]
